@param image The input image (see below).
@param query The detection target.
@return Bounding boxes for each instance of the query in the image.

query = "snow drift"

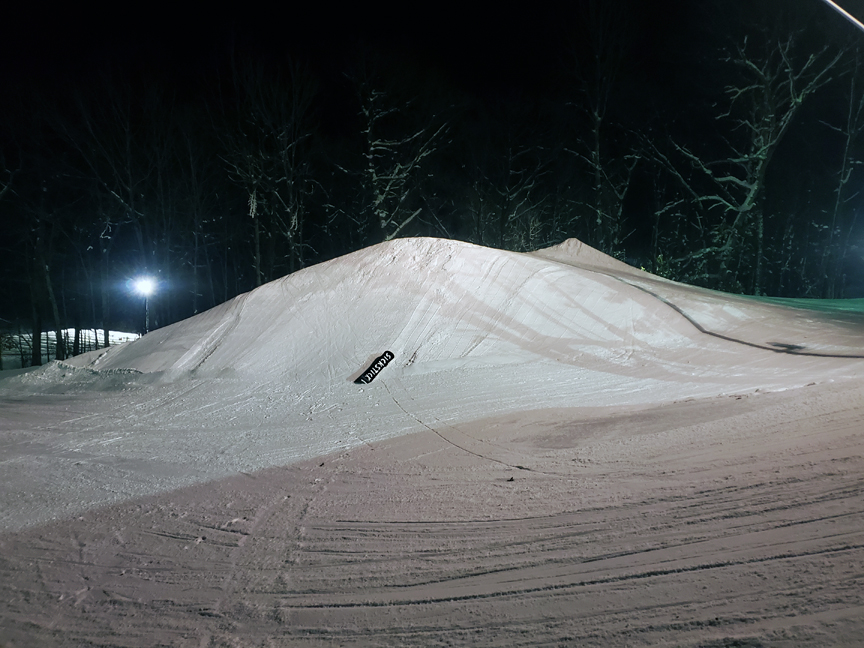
[65,236,864,383]
[2,237,863,531]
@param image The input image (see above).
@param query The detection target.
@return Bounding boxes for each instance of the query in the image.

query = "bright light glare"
[820,0,864,33]
[132,277,156,297]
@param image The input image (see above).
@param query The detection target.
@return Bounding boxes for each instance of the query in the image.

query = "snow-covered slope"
[69,237,687,381]
[66,236,864,383]
[2,237,863,531]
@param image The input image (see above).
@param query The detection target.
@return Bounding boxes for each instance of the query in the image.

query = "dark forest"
[2,0,863,365]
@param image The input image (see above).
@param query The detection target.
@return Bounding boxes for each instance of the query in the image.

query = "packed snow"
[1,237,863,647]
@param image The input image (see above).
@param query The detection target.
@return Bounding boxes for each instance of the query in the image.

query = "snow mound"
[528,237,642,275]
[4,237,864,531]
[60,238,696,382]
[60,237,864,387]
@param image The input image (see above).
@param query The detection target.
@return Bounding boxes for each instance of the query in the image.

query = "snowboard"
[354,351,395,384]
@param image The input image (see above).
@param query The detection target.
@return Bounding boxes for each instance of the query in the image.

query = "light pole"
[132,277,156,334]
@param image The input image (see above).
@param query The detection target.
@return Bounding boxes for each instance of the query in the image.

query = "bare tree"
[467,139,550,251]
[69,82,154,263]
[55,78,157,342]
[0,153,16,203]
[220,114,267,286]
[818,49,864,297]
[351,64,448,242]
[180,126,220,314]
[32,216,67,360]
[221,56,318,285]
[653,30,843,293]
[566,0,638,255]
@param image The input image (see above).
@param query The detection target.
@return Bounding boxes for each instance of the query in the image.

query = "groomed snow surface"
[1,237,863,646]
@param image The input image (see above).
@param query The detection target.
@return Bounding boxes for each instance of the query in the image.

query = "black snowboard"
[354,351,395,384]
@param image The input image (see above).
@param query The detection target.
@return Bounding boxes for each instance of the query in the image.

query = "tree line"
[1,0,863,367]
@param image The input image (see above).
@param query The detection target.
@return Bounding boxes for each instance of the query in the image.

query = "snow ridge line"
[533,251,864,358]
[174,293,250,373]
[607,273,864,360]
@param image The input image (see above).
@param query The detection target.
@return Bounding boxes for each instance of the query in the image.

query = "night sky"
[1,1,863,348]
[1,2,700,119]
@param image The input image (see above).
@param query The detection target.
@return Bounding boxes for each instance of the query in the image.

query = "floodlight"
[130,276,157,333]
[132,277,156,297]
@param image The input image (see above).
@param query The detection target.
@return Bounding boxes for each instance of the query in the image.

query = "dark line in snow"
[382,381,534,473]
[613,277,864,360]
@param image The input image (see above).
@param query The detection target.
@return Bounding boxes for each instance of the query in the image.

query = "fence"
[0,329,139,371]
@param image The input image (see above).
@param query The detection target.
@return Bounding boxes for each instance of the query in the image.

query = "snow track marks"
[3,382,864,647]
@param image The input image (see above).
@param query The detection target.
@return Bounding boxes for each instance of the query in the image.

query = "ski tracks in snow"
[2,380,864,646]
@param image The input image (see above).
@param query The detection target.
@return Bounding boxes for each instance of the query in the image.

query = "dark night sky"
[5,1,861,130]
[2,0,864,337]
[1,1,701,110]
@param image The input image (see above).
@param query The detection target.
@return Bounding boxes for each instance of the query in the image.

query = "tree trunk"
[17,324,27,368]
[40,261,65,361]
[101,262,110,349]
[31,311,42,367]
[753,209,764,296]
[251,189,263,287]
